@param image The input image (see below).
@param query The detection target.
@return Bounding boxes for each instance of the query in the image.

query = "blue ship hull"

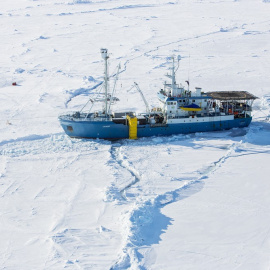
[59,117,252,140]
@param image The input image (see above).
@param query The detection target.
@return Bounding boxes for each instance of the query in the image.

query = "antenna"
[175,55,181,73]
[175,54,182,81]
[187,53,190,91]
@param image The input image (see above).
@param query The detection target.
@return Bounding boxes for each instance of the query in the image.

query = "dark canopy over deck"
[206,91,257,100]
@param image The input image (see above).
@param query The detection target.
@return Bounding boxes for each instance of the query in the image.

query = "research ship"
[58,49,257,140]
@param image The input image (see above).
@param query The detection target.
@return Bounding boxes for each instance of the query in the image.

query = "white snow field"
[1,0,270,269]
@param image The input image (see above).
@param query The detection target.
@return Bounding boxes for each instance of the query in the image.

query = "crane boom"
[134,82,150,116]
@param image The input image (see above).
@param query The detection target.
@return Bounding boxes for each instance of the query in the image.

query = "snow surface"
[1,0,270,269]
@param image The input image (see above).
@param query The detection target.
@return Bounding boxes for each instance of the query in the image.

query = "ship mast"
[101,48,109,117]
[166,56,179,96]
[171,56,176,96]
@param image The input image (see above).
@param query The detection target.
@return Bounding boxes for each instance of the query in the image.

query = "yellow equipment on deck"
[126,115,138,139]
[180,107,202,111]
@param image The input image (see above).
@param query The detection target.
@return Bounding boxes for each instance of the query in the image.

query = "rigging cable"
[79,82,104,113]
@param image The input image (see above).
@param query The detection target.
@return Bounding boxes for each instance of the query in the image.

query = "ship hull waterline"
[59,117,252,140]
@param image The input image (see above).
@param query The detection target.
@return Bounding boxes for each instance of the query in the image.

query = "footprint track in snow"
[106,143,141,202]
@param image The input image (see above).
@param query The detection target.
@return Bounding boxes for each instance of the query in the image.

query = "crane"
[133,82,150,116]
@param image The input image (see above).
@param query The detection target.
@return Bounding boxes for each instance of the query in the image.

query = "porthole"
[67,126,73,132]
